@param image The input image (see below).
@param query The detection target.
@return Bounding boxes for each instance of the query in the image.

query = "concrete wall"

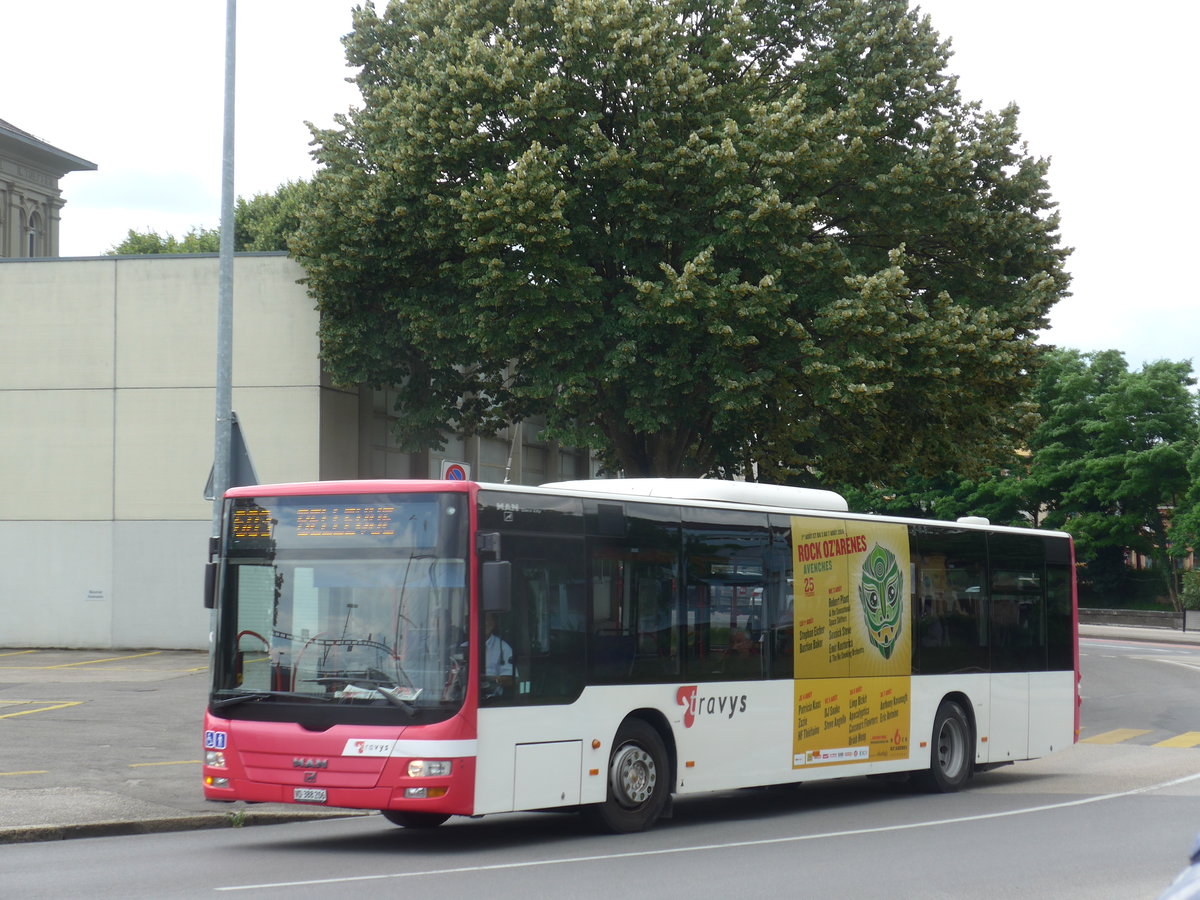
[0,253,332,649]
[0,252,595,649]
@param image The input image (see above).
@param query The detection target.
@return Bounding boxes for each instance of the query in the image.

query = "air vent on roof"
[956,516,991,526]
[543,478,848,512]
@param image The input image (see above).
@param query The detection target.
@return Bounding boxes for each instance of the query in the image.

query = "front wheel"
[380,810,450,829]
[581,718,670,833]
[916,699,972,793]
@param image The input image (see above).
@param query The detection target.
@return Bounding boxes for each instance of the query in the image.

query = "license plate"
[294,788,327,803]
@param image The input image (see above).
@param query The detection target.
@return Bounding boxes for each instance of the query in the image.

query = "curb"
[0,810,368,845]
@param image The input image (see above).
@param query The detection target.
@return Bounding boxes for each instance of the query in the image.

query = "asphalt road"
[1,622,1197,844]
[1,741,1199,899]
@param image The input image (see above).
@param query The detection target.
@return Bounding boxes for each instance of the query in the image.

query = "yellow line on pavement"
[0,649,38,658]
[45,650,163,668]
[129,760,202,768]
[0,701,83,719]
[0,771,49,777]
[1080,728,1152,744]
[1153,731,1200,748]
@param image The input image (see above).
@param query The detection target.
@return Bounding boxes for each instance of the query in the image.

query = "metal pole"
[210,0,237,542]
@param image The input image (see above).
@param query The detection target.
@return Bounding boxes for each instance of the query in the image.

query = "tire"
[581,718,670,833]
[380,810,450,829]
[916,700,972,793]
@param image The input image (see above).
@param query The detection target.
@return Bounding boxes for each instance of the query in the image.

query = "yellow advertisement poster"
[791,517,912,767]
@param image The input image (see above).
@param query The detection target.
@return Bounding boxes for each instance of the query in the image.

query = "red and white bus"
[202,478,1078,832]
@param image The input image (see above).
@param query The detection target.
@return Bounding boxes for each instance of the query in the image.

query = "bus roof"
[545,478,848,512]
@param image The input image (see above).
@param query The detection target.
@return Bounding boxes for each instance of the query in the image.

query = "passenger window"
[912,527,989,674]
[989,533,1048,672]
[767,516,795,679]
[684,510,769,681]
[586,503,680,684]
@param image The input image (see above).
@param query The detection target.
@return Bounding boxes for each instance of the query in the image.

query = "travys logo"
[676,685,748,728]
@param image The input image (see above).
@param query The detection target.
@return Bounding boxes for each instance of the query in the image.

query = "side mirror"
[482,560,511,613]
[204,561,218,610]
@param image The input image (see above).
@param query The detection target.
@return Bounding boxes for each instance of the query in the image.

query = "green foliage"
[1182,572,1200,611]
[108,226,220,254]
[848,348,1199,609]
[1036,351,1196,608]
[294,0,1069,477]
[1170,442,1200,573]
[234,181,313,252]
[107,181,311,255]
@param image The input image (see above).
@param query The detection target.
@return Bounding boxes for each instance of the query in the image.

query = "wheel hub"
[611,744,656,807]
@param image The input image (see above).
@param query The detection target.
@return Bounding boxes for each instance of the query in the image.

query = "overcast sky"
[4,0,1195,372]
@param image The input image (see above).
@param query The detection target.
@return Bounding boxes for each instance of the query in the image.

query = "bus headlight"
[206,750,226,768]
[407,759,452,778]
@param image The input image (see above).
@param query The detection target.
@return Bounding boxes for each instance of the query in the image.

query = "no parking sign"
[441,460,470,481]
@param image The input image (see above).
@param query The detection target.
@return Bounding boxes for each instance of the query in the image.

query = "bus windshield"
[211,493,470,719]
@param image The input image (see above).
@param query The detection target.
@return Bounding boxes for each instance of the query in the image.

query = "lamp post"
[209,0,237,544]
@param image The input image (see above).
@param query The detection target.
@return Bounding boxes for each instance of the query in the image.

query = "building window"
[27,212,42,257]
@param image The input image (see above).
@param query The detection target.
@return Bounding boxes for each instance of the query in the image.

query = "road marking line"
[0,701,83,719]
[216,770,1200,893]
[0,771,49,777]
[1153,731,1200,748]
[128,760,202,768]
[0,649,38,658]
[1148,658,1200,673]
[44,650,163,668]
[1080,728,1152,744]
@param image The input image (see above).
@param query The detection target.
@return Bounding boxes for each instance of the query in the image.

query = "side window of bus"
[683,509,769,681]
[768,516,795,679]
[988,532,1048,672]
[912,527,988,674]
[476,491,587,707]
[1045,537,1074,671]
[485,539,587,706]
[586,502,680,684]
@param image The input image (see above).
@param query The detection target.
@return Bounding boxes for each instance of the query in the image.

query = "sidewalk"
[1079,622,1200,645]
[0,648,361,844]
[2,624,1198,843]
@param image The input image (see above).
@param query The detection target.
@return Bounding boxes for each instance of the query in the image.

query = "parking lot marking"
[45,650,163,668]
[0,701,83,719]
[0,771,49,777]
[1153,731,1200,748]
[1080,728,1152,744]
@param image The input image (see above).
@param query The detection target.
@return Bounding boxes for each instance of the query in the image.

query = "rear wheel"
[916,700,972,792]
[582,718,670,833]
[380,810,450,829]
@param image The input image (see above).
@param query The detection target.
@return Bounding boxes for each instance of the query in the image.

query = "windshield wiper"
[210,690,327,709]
[339,678,419,717]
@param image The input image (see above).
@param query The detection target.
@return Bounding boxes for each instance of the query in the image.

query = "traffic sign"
[441,460,470,481]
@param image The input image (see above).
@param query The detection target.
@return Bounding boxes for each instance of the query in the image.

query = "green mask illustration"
[858,544,903,659]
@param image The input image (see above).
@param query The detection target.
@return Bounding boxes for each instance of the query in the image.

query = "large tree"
[1046,352,1197,609]
[295,0,1069,479]
[844,348,1199,608]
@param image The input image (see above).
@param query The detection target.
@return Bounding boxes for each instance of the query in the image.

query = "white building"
[0,252,595,649]
[0,118,96,258]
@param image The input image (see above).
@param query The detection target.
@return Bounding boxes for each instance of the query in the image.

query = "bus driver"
[483,612,515,698]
